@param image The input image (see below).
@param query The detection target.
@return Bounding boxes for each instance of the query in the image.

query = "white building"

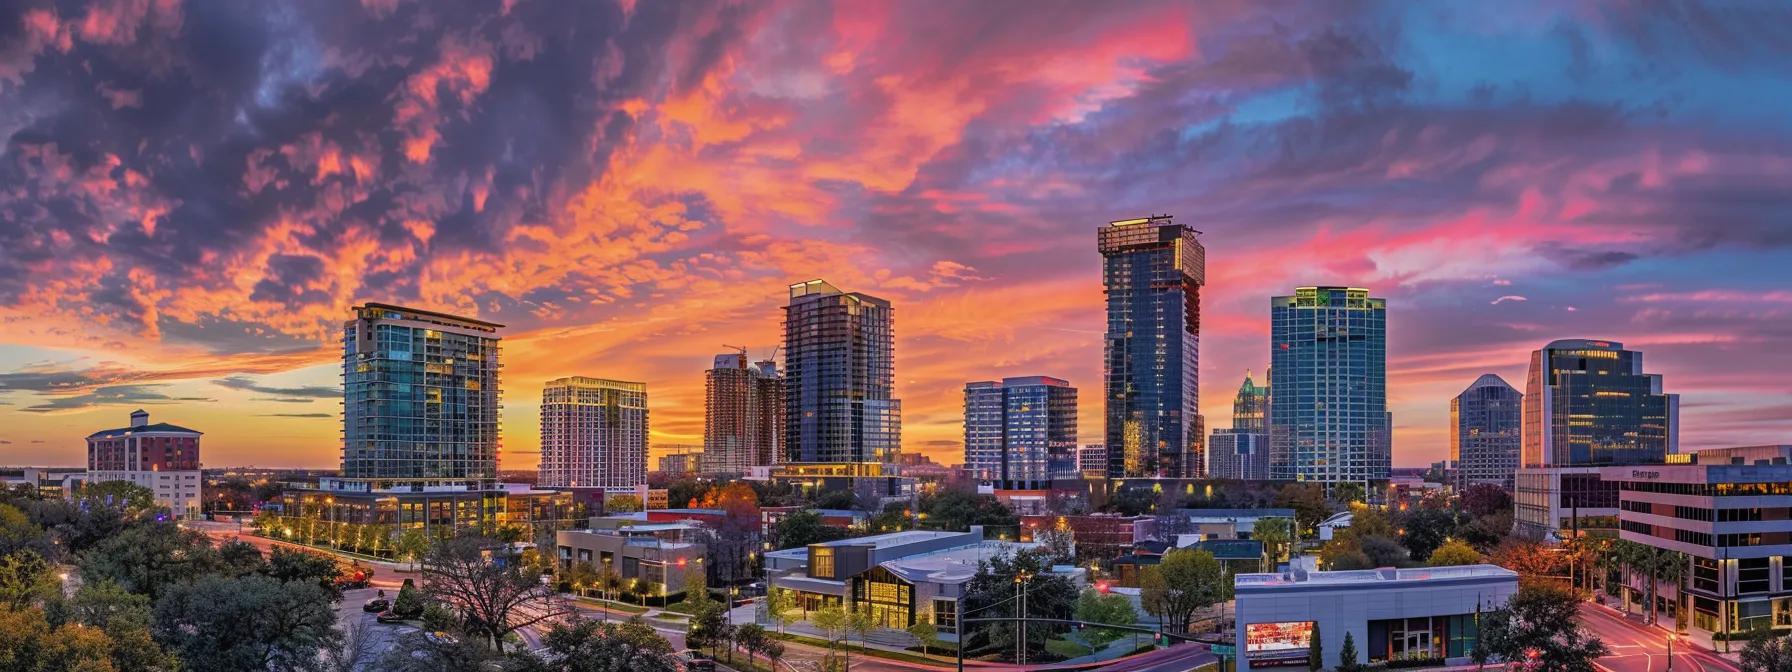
[538,377,648,489]
[85,410,203,519]
[1234,564,1518,670]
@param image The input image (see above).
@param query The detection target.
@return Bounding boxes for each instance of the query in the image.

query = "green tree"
[0,550,59,610]
[48,580,178,671]
[564,561,598,597]
[1254,517,1292,570]
[393,581,425,617]
[1741,630,1792,672]
[1308,622,1322,671]
[0,502,51,558]
[1338,630,1362,672]
[394,527,430,571]
[1332,483,1365,506]
[0,605,131,672]
[1140,548,1224,634]
[812,604,850,667]
[918,490,1019,533]
[1074,588,1138,646]
[869,502,913,533]
[762,586,796,634]
[512,616,678,672]
[604,494,643,513]
[770,509,850,550]
[1476,581,1608,671]
[687,599,728,658]
[216,539,266,576]
[1428,539,1482,567]
[906,617,940,656]
[1399,507,1459,561]
[78,522,220,600]
[263,547,343,598]
[1276,484,1331,538]
[958,550,1079,661]
[735,623,771,666]
[153,573,341,672]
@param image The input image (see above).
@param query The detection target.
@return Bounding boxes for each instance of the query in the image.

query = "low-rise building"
[0,467,87,499]
[761,527,1080,639]
[555,523,707,600]
[762,507,868,539]
[1234,564,1518,670]
[1603,445,1792,645]
[1018,514,1156,561]
[1180,508,1296,541]
[1514,465,1618,541]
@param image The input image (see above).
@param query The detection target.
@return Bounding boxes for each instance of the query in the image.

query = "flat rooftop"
[881,540,1041,584]
[812,529,966,549]
[1236,564,1516,591]
[1181,508,1295,520]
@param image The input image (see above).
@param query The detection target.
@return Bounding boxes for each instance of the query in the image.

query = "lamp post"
[1665,633,1675,672]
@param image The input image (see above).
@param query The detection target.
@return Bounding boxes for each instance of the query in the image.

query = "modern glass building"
[539,377,648,489]
[1099,215,1205,479]
[342,302,503,482]
[783,279,900,465]
[1450,374,1522,491]
[1268,287,1389,485]
[1521,339,1678,468]
[1210,371,1271,480]
[962,376,1078,489]
[704,353,783,475]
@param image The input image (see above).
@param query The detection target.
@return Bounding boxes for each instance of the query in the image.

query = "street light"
[1666,633,1675,671]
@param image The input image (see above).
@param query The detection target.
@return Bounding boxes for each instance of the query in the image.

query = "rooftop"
[881,540,1042,584]
[88,422,203,439]
[1181,508,1295,520]
[1236,564,1516,590]
[811,529,965,549]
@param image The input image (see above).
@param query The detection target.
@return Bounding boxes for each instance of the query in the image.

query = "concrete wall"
[1234,573,1516,671]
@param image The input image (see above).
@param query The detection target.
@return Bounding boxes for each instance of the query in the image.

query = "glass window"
[812,547,835,579]
[934,599,957,629]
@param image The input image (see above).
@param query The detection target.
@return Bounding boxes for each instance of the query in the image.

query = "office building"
[1099,215,1205,479]
[658,447,702,476]
[1514,339,1678,540]
[704,353,783,475]
[556,523,707,600]
[85,410,202,518]
[1603,446,1792,646]
[1450,374,1522,491]
[1210,372,1272,480]
[1234,564,1517,670]
[962,376,1078,489]
[539,377,648,489]
[1522,339,1678,468]
[343,302,502,481]
[761,527,1084,640]
[783,279,899,465]
[1079,445,1107,478]
[1269,287,1389,485]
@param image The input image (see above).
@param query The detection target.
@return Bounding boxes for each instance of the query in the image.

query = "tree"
[959,550,1079,661]
[42,579,178,671]
[1476,580,1608,671]
[393,580,425,617]
[687,599,728,658]
[264,548,343,598]
[0,550,59,610]
[0,605,129,672]
[1139,548,1224,634]
[1338,630,1362,672]
[1074,588,1137,646]
[1399,507,1459,561]
[375,630,504,672]
[421,535,570,649]
[1308,622,1322,671]
[1491,538,1570,581]
[735,623,771,665]
[1460,484,1513,519]
[154,573,341,672]
[394,527,430,571]
[1254,517,1292,570]
[812,489,858,511]
[564,561,598,597]
[1331,483,1365,507]
[919,490,1020,533]
[811,604,850,668]
[1276,484,1331,538]
[1107,488,1156,516]
[771,510,851,549]
[510,616,678,672]
[1359,535,1410,567]
[216,539,266,576]
[763,586,796,634]
[1740,630,1792,672]
[906,618,941,656]
[869,502,912,533]
[0,503,52,558]
[1428,539,1483,567]
[604,495,643,514]
[78,522,220,600]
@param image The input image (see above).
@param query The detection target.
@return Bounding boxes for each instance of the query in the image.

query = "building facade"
[704,354,783,475]
[1603,446,1792,643]
[1078,445,1107,478]
[1099,215,1205,479]
[1523,339,1678,468]
[343,303,502,482]
[962,376,1078,489]
[783,279,899,465]
[556,524,706,600]
[85,410,202,519]
[1450,374,1522,491]
[1269,287,1389,485]
[1234,565,1517,670]
[658,447,702,476]
[1513,466,1617,540]
[1210,372,1272,480]
[539,377,649,489]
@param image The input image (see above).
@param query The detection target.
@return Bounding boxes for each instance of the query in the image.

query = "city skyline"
[4,2,1792,468]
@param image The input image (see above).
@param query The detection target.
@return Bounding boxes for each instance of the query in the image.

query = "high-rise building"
[539,377,648,489]
[782,279,899,465]
[704,353,783,475]
[1079,445,1107,478]
[343,303,502,481]
[1451,374,1522,491]
[86,410,202,518]
[1521,339,1678,468]
[1269,287,1389,485]
[962,376,1078,489]
[1209,371,1272,480]
[1099,215,1205,479]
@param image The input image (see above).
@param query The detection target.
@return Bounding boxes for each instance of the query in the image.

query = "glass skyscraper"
[962,376,1078,489]
[1451,374,1522,491]
[342,303,502,482]
[1099,215,1204,479]
[1521,339,1677,467]
[538,377,648,488]
[1268,287,1389,485]
[783,279,899,465]
[1209,371,1271,480]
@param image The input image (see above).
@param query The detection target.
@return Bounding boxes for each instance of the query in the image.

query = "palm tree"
[1649,549,1686,626]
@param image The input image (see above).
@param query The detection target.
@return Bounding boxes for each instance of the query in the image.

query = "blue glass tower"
[342,303,503,482]
[1099,215,1204,479]
[962,376,1078,489]
[1268,287,1389,485]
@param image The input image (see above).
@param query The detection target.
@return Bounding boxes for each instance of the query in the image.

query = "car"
[674,650,715,672]
[362,598,390,613]
[336,571,372,590]
[376,610,407,624]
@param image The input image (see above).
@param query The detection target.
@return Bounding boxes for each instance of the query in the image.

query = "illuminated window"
[811,547,835,578]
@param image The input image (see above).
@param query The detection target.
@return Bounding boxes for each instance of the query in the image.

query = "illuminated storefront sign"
[1245,621,1314,662]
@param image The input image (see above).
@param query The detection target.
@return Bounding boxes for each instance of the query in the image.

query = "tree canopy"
[1476,581,1608,671]
[1140,548,1225,634]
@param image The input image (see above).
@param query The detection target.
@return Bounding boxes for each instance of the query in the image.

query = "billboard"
[1245,621,1314,663]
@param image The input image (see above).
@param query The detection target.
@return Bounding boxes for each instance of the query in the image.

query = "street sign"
[1211,644,1236,656]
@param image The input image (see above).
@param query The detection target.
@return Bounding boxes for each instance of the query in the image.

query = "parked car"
[674,650,715,672]
[363,598,390,613]
[376,610,407,624]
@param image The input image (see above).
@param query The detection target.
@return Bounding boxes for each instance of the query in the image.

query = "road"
[186,519,410,588]
[1579,604,1739,672]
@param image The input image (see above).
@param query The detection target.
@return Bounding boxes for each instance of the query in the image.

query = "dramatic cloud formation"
[1,0,1790,467]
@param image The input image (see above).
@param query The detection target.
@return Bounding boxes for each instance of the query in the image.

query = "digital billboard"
[1245,621,1315,663]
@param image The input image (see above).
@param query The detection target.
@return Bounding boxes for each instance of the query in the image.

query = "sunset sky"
[2,1,1789,470]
